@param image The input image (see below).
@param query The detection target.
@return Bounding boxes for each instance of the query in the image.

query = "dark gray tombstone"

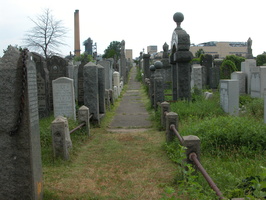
[161,42,172,89]
[78,62,86,105]
[143,53,151,80]
[154,61,165,109]
[83,62,100,123]
[170,12,193,101]
[0,47,43,199]
[32,52,50,118]
[98,60,112,89]
[47,56,68,110]
[149,65,156,107]
[201,54,213,87]
[97,64,106,115]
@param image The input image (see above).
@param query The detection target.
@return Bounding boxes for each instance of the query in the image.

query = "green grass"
[162,91,266,199]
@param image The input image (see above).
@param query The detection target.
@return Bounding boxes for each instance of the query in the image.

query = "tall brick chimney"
[74,10,81,56]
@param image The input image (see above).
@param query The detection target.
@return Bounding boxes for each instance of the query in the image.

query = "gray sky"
[1,0,265,59]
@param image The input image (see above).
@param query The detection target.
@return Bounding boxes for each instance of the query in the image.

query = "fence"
[160,101,225,200]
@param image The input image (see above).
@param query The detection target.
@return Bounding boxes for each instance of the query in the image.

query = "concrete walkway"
[108,66,152,133]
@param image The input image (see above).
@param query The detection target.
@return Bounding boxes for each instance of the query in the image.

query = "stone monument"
[0,47,43,199]
[170,12,193,101]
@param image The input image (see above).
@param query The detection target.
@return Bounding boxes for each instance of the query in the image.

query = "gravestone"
[154,61,165,109]
[231,71,246,94]
[161,42,172,89]
[113,71,120,96]
[97,64,106,115]
[250,66,266,98]
[220,80,239,116]
[77,62,86,105]
[73,62,80,100]
[83,62,100,123]
[143,53,151,80]
[0,47,43,199]
[47,56,68,110]
[191,64,203,90]
[52,77,76,120]
[170,12,193,101]
[32,52,50,118]
[241,59,256,94]
[209,64,220,89]
[98,60,113,89]
[201,54,213,86]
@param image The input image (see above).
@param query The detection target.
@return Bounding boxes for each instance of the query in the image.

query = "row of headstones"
[0,47,126,199]
[219,59,266,118]
[32,52,125,123]
[52,63,124,124]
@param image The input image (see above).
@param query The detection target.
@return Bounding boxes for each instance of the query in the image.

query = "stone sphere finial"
[154,61,163,69]
[173,12,184,28]
[149,65,155,71]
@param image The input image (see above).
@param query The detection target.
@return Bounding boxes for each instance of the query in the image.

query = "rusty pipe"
[189,152,225,200]
[170,124,184,145]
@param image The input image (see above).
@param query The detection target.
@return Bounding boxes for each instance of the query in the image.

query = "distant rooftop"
[192,41,247,47]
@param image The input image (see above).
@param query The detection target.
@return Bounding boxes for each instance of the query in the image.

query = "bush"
[181,116,266,155]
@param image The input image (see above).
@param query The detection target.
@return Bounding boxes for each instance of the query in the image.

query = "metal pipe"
[170,124,184,145]
[189,152,225,200]
[69,122,86,134]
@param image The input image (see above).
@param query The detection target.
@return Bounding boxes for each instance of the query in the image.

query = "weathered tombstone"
[51,116,72,160]
[241,59,256,94]
[201,54,213,87]
[73,62,80,100]
[98,60,112,89]
[47,56,68,110]
[209,60,221,89]
[67,60,74,79]
[113,71,120,96]
[32,52,50,118]
[97,64,106,115]
[264,89,266,123]
[161,42,172,89]
[250,66,266,98]
[143,53,151,80]
[231,71,246,94]
[0,47,43,199]
[220,80,239,116]
[83,62,100,123]
[120,40,128,83]
[170,12,193,101]
[191,64,203,90]
[149,65,156,107]
[154,61,165,109]
[78,63,86,105]
[52,77,76,120]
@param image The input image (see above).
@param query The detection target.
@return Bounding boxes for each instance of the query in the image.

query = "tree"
[74,52,94,64]
[256,53,266,66]
[24,8,68,60]
[224,55,245,71]
[102,41,121,60]
[195,48,205,58]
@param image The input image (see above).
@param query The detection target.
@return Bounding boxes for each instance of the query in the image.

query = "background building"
[147,45,157,54]
[190,41,247,58]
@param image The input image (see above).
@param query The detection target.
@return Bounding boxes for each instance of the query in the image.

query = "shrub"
[181,116,266,155]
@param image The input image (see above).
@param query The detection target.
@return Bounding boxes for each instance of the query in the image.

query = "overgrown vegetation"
[160,90,266,199]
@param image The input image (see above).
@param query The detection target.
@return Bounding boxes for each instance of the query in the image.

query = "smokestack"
[74,10,81,56]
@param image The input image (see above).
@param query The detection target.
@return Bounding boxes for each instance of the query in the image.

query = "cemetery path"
[43,66,179,199]
[107,66,153,133]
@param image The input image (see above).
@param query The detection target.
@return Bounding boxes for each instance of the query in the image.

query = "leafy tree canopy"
[256,54,266,66]
[223,55,245,71]
[74,52,94,64]
[103,41,121,60]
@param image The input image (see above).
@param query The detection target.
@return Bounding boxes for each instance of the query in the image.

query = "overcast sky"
[1,0,265,59]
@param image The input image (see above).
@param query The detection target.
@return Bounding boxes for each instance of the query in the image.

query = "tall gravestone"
[47,56,68,110]
[231,71,246,94]
[250,66,266,98]
[210,59,221,89]
[241,59,256,94]
[97,64,106,115]
[83,62,100,123]
[98,60,112,89]
[201,54,213,87]
[73,62,80,101]
[77,62,86,105]
[32,52,50,118]
[0,47,43,199]
[143,53,151,80]
[170,12,193,101]
[191,64,203,90]
[161,42,172,89]
[52,77,76,120]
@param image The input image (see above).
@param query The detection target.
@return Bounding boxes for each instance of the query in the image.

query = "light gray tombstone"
[220,80,239,116]
[52,77,76,120]
[191,64,203,90]
[51,116,72,160]
[241,59,256,94]
[250,66,266,98]
[264,89,266,123]
[113,71,120,96]
[67,61,74,79]
[0,47,43,199]
[231,71,246,94]
[83,62,100,123]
